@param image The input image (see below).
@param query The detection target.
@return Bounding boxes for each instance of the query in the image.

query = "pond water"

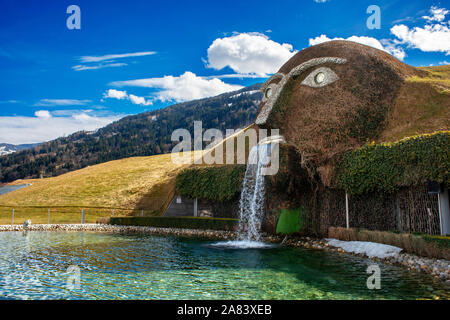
[0,231,448,300]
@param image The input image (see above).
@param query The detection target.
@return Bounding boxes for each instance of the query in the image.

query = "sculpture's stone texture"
[255,40,441,186]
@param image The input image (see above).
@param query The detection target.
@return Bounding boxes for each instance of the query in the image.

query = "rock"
[23,220,31,229]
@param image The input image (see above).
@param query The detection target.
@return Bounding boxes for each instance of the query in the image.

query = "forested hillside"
[0,84,262,182]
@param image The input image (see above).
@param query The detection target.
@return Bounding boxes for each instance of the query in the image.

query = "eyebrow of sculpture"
[255,57,347,125]
[288,57,347,77]
[260,73,285,91]
[261,57,347,91]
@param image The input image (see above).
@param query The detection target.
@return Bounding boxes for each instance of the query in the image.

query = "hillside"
[0,123,254,224]
[0,143,40,156]
[0,84,262,183]
[0,152,201,224]
[380,65,450,142]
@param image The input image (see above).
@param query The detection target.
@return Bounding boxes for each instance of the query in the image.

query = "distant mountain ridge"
[0,83,262,182]
[0,143,41,156]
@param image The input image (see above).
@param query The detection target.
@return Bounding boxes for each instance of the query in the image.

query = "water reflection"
[0,231,448,300]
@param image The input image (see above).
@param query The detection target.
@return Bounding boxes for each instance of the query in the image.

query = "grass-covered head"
[256,40,424,185]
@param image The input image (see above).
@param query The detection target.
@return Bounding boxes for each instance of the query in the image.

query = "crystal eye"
[301,67,339,88]
[315,72,325,84]
[265,87,273,99]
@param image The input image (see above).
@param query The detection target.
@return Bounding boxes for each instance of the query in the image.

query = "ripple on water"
[0,231,448,300]
[207,240,277,249]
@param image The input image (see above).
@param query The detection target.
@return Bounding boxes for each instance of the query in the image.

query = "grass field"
[0,153,198,224]
[380,65,449,142]
[0,126,254,225]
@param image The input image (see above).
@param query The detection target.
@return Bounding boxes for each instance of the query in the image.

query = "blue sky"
[0,0,449,144]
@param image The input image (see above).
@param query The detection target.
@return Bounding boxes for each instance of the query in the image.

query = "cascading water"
[237,144,271,241]
[210,135,284,249]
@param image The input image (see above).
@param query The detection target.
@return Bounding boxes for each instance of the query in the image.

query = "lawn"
[0,153,193,224]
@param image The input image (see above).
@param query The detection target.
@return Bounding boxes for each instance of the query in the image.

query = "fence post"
[194,198,198,217]
[11,208,14,225]
[438,193,443,236]
[81,209,85,224]
[345,192,350,229]
[141,209,144,217]
[48,208,50,225]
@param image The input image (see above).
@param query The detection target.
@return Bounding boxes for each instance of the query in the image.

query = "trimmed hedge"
[175,165,245,201]
[414,233,450,249]
[337,131,449,194]
[110,216,238,231]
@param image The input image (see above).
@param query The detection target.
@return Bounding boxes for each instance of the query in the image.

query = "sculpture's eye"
[315,72,325,84]
[301,67,339,88]
[261,83,277,102]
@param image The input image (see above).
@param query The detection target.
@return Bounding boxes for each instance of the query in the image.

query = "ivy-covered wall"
[175,165,246,202]
[337,131,449,195]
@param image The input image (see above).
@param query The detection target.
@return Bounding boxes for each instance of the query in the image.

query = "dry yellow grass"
[0,127,253,224]
[412,65,450,93]
[0,153,197,224]
[380,65,450,142]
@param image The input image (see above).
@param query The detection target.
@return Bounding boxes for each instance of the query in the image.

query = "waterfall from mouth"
[237,144,271,241]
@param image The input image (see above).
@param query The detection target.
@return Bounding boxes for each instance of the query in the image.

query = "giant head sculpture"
[256,40,423,185]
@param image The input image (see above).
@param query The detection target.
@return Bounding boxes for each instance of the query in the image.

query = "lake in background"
[0,184,31,196]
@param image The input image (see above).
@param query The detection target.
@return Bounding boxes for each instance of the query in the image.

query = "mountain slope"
[0,84,262,182]
[0,143,40,156]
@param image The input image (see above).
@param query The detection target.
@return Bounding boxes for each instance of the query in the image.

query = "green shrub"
[337,131,449,194]
[110,216,238,231]
[413,232,450,249]
[175,165,245,201]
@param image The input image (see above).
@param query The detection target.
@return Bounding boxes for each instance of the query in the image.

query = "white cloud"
[308,6,450,61]
[73,51,156,71]
[386,6,450,56]
[422,6,449,22]
[128,94,151,106]
[0,100,20,104]
[34,110,51,119]
[439,60,449,65]
[72,62,127,71]
[110,71,243,102]
[33,99,91,107]
[313,0,328,2]
[79,51,156,63]
[0,113,123,144]
[104,89,128,100]
[204,73,265,79]
[205,33,297,76]
[390,23,450,55]
[308,34,406,60]
[103,89,152,106]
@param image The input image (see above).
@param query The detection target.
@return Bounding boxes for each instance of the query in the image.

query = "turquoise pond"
[0,231,448,300]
